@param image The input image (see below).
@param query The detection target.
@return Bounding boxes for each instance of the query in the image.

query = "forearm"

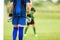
[9,2,13,14]
[26,3,31,14]
[8,2,14,22]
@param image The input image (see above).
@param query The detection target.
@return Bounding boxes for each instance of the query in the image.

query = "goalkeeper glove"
[8,14,12,22]
[26,17,32,23]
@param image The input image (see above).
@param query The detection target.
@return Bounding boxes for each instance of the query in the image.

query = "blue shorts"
[12,16,26,25]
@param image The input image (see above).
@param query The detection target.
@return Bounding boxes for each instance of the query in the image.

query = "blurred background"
[4,0,60,40]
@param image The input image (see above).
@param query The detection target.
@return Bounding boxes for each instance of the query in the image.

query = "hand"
[26,17,32,23]
[8,17,12,22]
[8,14,12,22]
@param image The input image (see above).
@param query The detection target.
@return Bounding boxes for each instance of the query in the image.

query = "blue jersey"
[10,0,30,25]
[10,0,30,16]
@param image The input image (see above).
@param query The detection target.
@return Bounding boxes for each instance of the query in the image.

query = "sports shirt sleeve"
[26,0,30,3]
[34,9,36,12]
[33,8,36,12]
[31,7,36,12]
[10,0,14,2]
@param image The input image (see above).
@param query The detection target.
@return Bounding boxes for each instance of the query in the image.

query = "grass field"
[4,3,60,40]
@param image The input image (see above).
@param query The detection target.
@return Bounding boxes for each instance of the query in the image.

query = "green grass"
[4,3,60,40]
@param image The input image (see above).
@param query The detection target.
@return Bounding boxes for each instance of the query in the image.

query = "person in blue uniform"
[8,0,31,40]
